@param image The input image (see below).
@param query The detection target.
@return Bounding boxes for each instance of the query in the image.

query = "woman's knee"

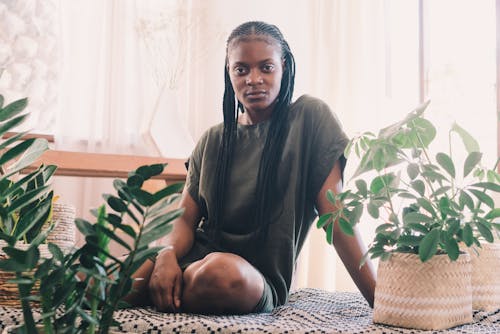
[183,252,248,293]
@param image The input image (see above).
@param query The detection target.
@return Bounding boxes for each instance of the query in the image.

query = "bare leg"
[123,259,155,306]
[181,252,264,314]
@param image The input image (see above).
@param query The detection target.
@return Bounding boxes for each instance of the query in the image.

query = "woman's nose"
[245,70,263,85]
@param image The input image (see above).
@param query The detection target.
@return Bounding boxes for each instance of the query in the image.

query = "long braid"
[211,21,296,243]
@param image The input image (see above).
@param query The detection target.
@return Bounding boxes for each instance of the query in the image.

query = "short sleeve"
[185,131,208,205]
[307,99,349,200]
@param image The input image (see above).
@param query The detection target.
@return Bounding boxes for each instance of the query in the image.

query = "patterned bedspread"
[1,288,499,333]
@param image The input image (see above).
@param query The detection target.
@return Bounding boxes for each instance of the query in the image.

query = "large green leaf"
[403,212,434,225]
[485,208,500,220]
[451,122,480,153]
[95,224,131,251]
[0,95,3,108]
[0,114,28,140]
[355,179,368,198]
[398,234,422,246]
[476,220,494,242]
[410,180,425,196]
[6,138,49,175]
[13,194,52,241]
[469,189,494,209]
[463,224,474,246]
[152,182,184,204]
[370,173,397,194]
[0,98,28,121]
[106,196,128,213]
[317,213,332,229]
[325,223,333,244]
[408,117,436,149]
[378,100,430,140]
[418,228,440,262]
[459,190,475,211]
[338,217,354,236]
[416,198,436,217]
[464,152,482,178]
[8,185,49,215]
[444,237,459,261]
[407,163,420,180]
[470,182,500,193]
[436,152,455,178]
[130,188,154,206]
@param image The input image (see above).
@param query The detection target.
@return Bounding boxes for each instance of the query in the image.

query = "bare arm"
[149,186,201,311]
[158,186,202,259]
[315,161,377,307]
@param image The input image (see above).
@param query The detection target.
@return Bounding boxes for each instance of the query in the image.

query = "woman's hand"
[149,248,183,312]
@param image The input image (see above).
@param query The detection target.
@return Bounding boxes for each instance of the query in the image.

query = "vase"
[471,242,500,311]
[373,252,472,330]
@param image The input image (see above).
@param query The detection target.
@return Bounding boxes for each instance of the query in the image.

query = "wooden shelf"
[22,150,187,183]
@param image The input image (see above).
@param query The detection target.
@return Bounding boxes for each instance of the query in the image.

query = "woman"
[130,21,376,315]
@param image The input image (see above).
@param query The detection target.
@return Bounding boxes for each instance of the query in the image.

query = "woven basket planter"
[0,240,51,308]
[0,203,76,308]
[46,203,76,252]
[373,252,472,330]
[471,242,500,311]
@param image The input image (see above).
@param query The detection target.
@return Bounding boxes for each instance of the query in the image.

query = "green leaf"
[152,182,184,203]
[398,234,422,246]
[130,188,155,206]
[411,180,425,196]
[347,204,363,225]
[463,224,474,246]
[418,228,440,262]
[406,223,429,234]
[326,189,336,204]
[431,185,452,198]
[48,243,64,262]
[317,213,332,229]
[338,217,354,236]
[407,163,419,180]
[444,237,459,261]
[375,223,394,234]
[95,224,131,251]
[470,182,500,193]
[355,179,367,198]
[459,190,474,211]
[436,152,455,178]
[370,173,396,194]
[325,222,333,244]
[8,185,49,215]
[0,97,28,121]
[476,220,494,242]
[127,173,144,189]
[469,189,494,209]
[13,195,52,241]
[451,122,480,153]
[7,138,49,175]
[107,196,128,213]
[0,114,28,140]
[373,148,385,171]
[75,218,94,236]
[367,201,379,219]
[134,165,154,180]
[485,208,500,220]
[0,95,3,108]
[403,212,434,224]
[464,152,482,178]
[416,198,436,217]
[0,131,27,151]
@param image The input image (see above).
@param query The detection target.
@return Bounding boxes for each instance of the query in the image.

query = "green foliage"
[319,101,500,263]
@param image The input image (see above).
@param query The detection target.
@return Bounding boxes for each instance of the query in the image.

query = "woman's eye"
[234,67,247,75]
[262,64,275,72]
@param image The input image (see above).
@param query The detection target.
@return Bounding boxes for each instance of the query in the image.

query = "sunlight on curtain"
[11,0,496,292]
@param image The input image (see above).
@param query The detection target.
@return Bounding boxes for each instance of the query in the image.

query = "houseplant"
[318,101,500,330]
[2,163,184,334]
[0,93,57,330]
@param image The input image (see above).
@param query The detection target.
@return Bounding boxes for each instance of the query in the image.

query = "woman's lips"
[245,91,267,99]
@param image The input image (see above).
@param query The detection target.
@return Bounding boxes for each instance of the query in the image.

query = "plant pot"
[471,242,500,311]
[0,240,51,308]
[373,252,472,330]
[45,203,76,252]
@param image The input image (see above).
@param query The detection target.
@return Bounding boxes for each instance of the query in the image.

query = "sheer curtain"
[42,0,500,290]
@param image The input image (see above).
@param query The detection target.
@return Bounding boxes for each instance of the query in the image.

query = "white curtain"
[3,0,496,291]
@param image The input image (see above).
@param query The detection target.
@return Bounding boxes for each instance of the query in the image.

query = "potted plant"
[318,101,500,330]
[0,94,57,331]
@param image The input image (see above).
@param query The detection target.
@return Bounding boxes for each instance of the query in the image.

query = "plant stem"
[17,273,37,333]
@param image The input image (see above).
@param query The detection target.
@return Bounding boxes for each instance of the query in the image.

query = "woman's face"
[227,37,283,123]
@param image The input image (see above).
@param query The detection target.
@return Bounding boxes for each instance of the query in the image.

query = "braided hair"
[211,21,296,242]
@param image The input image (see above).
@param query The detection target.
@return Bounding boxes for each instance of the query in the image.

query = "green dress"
[184,94,349,307]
